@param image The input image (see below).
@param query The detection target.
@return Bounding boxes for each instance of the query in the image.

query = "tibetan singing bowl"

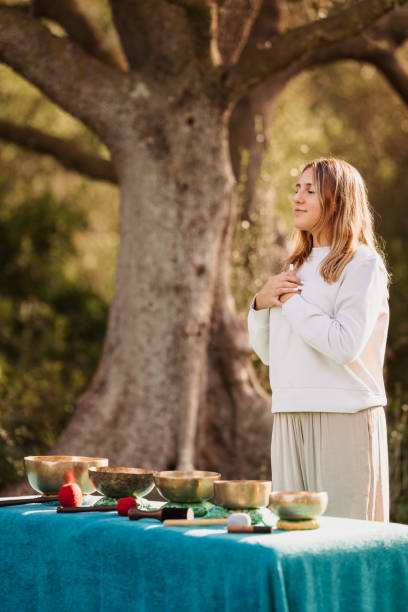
[153,470,221,503]
[213,480,272,509]
[88,467,155,498]
[24,456,109,495]
[268,491,328,519]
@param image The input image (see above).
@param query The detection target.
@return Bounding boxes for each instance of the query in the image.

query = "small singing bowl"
[268,491,328,519]
[88,467,155,498]
[24,456,109,495]
[153,470,221,503]
[213,480,272,509]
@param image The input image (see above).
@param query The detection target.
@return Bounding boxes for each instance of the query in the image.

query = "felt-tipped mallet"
[128,506,194,522]
[58,483,83,507]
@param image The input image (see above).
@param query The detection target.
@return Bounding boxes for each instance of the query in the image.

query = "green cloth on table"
[93,497,274,524]
[93,496,161,511]
[204,504,274,526]
[162,500,214,517]
[162,501,274,525]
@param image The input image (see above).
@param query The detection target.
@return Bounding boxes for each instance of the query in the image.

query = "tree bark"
[198,196,272,479]
[50,99,271,476]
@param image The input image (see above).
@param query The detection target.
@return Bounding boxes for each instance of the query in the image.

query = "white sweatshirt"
[248,245,389,413]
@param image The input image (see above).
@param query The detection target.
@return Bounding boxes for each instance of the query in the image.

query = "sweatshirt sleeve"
[247,295,270,365]
[281,257,387,365]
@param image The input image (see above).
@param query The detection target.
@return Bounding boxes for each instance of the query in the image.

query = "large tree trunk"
[50,98,272,477]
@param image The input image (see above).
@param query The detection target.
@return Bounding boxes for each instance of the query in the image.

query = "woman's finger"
[279,286,301,294]
[284,271,302,283]
[280,281,302,288]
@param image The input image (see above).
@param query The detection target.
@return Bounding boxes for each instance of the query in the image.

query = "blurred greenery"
[0,186,109,487]
[1,51,408,524]
[0,64,118,488]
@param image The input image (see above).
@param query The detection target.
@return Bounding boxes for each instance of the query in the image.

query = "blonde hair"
[283,157,390,285]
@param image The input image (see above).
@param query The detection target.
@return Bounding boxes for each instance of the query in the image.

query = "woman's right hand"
[255,270,303,309]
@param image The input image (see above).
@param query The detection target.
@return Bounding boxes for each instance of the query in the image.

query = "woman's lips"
[294,209,307,213]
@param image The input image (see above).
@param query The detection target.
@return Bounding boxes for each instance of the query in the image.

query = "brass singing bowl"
[24,456,109,495]
[153,470,221,503]
[213,480,272,509]
[88,467,155,498]
[268,491,328,519]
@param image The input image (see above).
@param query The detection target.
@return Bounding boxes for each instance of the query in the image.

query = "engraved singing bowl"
[153,471,221,503]
[24,456,109,495]
[268,491,328,519]
[88,467,155,498]
[213,480,272,509]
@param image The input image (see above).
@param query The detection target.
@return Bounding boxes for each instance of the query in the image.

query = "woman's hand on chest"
[279,291,297,305]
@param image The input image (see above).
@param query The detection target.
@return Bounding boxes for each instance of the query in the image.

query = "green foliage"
[0,187,108,489]
[0,64,117,491]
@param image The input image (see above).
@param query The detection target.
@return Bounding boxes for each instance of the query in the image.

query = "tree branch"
[228,0,403,99]
[165,0,229,68]
[0,6,134,142]
[109,0,205,74]
[0,119,117,183]
[217,0,263,65]
[369,47,408,104]
[166,0,266,67]
[284,10,408,106]
[370,6,408,44]
[303,40,408,106]
[32,0,128,72]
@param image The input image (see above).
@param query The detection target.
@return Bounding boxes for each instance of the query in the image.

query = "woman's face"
[292,167,322,234]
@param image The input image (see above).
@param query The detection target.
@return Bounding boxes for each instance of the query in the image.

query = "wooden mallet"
[0,495,59,507]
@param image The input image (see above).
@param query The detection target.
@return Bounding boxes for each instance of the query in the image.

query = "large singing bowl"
[89,467,155,498]
[24,455,109,495]
[153,470,221,503]
[268,491,328,519]
[213,480,272,509]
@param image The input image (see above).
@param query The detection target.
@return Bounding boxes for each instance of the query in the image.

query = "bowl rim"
[88,466,154,475]
[24,455,109,462]
[214,480,272,486]
[153,470,221,479]
[269,490,328,496]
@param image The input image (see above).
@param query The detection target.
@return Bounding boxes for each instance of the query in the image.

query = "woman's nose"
[293,191,303,203]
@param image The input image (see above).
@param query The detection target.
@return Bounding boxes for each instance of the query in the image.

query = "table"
[1,499,408,611]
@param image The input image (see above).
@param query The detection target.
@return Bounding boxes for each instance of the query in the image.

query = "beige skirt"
[271,406,389,522]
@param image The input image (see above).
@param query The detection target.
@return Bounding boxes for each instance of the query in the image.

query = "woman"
[248,157,390,521]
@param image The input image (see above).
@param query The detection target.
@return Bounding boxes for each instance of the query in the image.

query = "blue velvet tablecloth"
[1,499,408,612]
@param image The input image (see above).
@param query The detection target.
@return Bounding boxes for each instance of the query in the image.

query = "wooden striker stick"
[163,518,228,526]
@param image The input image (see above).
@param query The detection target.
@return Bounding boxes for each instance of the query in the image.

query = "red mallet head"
[58,483,83,507]
[117,497,138,516]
